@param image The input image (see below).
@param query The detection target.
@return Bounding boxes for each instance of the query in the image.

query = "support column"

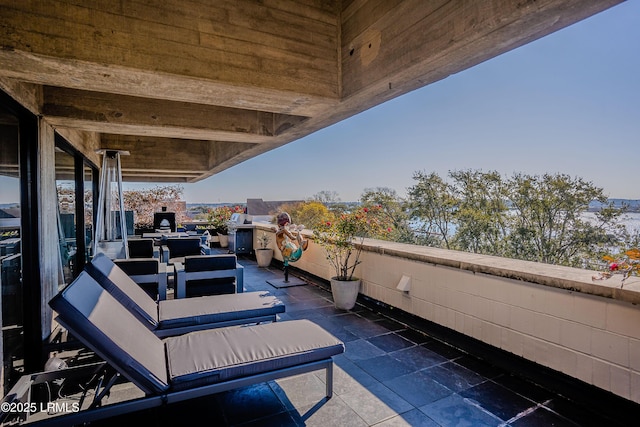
[37,119,59,345]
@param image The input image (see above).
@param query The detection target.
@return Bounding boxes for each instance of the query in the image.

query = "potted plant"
[255,231,274,267]
[206,205,242,248]
[313,206,388,310]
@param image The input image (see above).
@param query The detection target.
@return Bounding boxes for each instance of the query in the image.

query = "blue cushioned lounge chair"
[0,271,344,426]
[86,253,283,337]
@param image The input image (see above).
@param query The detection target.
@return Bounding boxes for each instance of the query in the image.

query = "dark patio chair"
[113,257,167,301]
[174,254,243,298]
[127,238,160,259]
[163,237,209,264]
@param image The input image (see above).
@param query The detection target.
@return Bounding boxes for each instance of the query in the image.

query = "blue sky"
[182,1,639,204]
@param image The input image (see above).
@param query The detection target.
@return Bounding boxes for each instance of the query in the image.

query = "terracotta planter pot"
[217,233,229,248]
[255,248,274,267]
[330,277,361,310]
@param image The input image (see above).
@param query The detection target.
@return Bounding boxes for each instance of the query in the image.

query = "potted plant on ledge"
[207,205,243,248]
[313,206,388,310]
[255,231,274,267]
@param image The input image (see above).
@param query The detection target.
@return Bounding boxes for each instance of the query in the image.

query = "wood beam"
[206,140,256,173]
[42,87,308,142]
[340,0,623,100]
[98,134,257,182]
[99,135,211,171]
[0,0,340,115]
[0,78,41,116]
[0,50,339,117]
[53,126,102,167]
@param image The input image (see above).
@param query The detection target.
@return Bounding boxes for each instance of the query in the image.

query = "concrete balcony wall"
[252,224,640,404]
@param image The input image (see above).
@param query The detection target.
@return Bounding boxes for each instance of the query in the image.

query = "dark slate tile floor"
[88,253,636,426]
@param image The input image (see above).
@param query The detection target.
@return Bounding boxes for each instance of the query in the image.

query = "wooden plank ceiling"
[0,0,623,182]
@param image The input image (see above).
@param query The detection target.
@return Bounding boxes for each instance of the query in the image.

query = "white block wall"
[253,225,640,404]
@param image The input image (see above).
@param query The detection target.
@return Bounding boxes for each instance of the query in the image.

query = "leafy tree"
[56,185,93,228]
[407,171,457,248]
[190,205,214,221]
[312,206,389,280]
[275,201,333,229]
[506,173,625,267]
[406,169,628,269]
[585,201,631,267]
[360,187,413,243]
[312,190,340,204]
[311,190,347,216]
[616,223,640,256]
[449,170,509,255]
[122,185,185,229]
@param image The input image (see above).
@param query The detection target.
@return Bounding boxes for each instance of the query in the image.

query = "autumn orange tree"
[274,201,333,230]
[592,248,640,287]
[312,206,391,281]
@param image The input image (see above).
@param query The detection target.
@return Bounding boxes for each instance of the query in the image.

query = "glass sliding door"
[81,162,97,267]
[54,146,77,284]
[53,136,98,280]
[0,107,22,393]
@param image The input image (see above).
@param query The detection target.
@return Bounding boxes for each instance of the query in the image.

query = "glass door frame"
[54,134,98,276]
[0,90,41,373]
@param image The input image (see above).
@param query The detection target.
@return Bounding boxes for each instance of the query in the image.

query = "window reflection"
[0,109,22,394]
[55,147,77,284]
[83,164,94,264]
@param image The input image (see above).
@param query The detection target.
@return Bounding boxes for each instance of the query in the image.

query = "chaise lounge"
[9,270,343,425]
[85,253,284,337]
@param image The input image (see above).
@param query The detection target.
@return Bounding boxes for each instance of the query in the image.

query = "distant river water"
[411,211,640,238]
[581,211,640,232]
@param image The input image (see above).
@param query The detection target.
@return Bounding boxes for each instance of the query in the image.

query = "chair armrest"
[161,245,169,263]
[235,262,244,293]
[153,246,160,260]
[157,262,167,301]
[174,261,185,299]
[200,244,211,255]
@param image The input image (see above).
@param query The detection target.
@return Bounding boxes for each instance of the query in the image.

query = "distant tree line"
[89,172,637,271]
[280,170,638,269]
